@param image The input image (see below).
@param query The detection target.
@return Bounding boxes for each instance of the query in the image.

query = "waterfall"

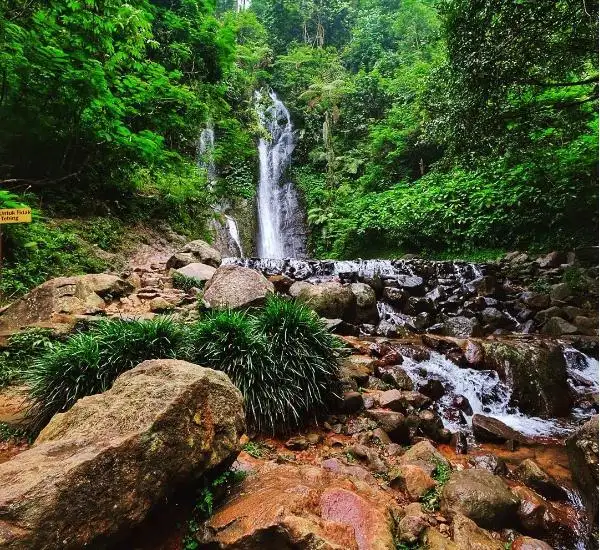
[237,0,251,11]
[255,90,306,259]
[197,124,244,257]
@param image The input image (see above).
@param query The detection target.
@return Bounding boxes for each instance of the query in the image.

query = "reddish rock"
[389,464,436,501]
[512,536,553,550]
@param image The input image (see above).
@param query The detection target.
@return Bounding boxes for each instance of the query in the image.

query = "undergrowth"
[420,460,452,512]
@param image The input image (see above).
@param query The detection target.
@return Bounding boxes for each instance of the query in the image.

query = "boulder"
[378,366,414,391]
[201,462,399,550]
[396,506,428,543]
[536,252,563,269]
[534,306,566,324]
[472,414,528,444]
[441,469,520,529]
[468,454,509,476]
[422,527,459,549]
[512,459,567,501]
[378,389,405,412]
[566,415,598,527]
[481,340,572,417]
[452,513,504,550]
[542,317,578,337]
[0,359,244,550]
[549,283,571,303]
[203,265,274,309]
[389,464,436,501]
[166,240,221,269]
[443,316,483,338]
[383,287,409,308]
[480,307,516,330]
[293,281,357,322]
[512,537,553,550]
[511,485,560,534]
[364,409,410,443]
[520,292,551,310]
[397,275,424,294]
[0,274,134,334]
[174,262,216,284]
[340,355,376,386]
[399,440,450,477]
[288,281,313,298]
[267,274,295,294]
[350,283,379,324]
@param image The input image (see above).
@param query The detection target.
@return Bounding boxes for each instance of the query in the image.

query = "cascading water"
[197,123,244,257]
[255,90,306,259]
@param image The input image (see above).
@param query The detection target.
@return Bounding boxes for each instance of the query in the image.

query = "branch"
[521,76,599,88]
[0,172,81,188]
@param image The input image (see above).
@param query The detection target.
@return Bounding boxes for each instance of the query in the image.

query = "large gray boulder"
[203,265,274,309]
[441,469,519,529]
[291,281,357,322]
[350,282,379,324]
[166,240,222,269]
[0,360,245,550]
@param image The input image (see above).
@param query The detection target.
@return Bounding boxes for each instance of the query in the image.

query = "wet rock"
[0,274,134,334]
[364,409,409,443]
[399,391,432,410]
[469,276,497,297]
[520,292,551,310]
[453,395,473,416]
[441,469,519,529]
[342,391,364,413]
[378,366,414,391]
[389,464,436,501]
[480,307,517,330]
[542,317,578,336]
[464,340,485,367]
[350,283,379,324]
[367,376,389,391]
[417,410,445,440]
[292,281,357,322]
[339,355,376,386]
[397,274,425,294]
[513,459,567,501]
[511,536,553,550]
[453,513,504,550]
[566,415,598,527]
[399,440,451,477]
[419,379,445,400]
[468,454,509,476]
[395,344,431,362]
[481,340,572,417]
[0,360,244,550]
[203,462,399,550]
[267,274,294,293]
[203,265,274,309]
[472,414,528,444]
[166,239,222,269]
[382,286,409,308]
[321,457,374,483]
[511,485,564,535]
[443,316,483,338]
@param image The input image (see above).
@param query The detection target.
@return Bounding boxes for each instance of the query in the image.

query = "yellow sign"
[0,208,32,224]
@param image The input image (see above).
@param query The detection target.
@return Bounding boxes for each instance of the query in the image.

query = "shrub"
[25,317,186,432]
[0,329,55,388]
[188,295,346,433]
[172,272,203,292]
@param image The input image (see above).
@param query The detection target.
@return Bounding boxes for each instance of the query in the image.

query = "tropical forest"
[0,1,598,549]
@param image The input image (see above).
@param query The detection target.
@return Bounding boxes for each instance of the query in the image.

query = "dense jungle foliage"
[0,0,598,295]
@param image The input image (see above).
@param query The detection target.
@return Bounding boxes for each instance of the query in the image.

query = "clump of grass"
[420,460,452,512]
[188,295,345,433]
[0,328,55,388]
[172,272,203,293]
[25,317,186,432]
[243,441,267,458]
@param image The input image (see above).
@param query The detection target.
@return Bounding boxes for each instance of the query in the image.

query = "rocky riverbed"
[0,241,597,550]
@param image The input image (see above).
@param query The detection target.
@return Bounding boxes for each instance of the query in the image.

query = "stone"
[472,414,528,444]
[379,366,414,391]
[443,316,483,338]
[0,274,134,333]
[378,389,405,411]
[364,409,410,443]
[422,527,459,549]
[513,459,567,501]
[511,485,558,534]
[520,292,551,310]
[534,306,566,324]
[0,359,244,550]
[399,440,450,477]
[511,536,554,550]
[574,315,597,335]
[396,512,428,543]
[342,391,364,413]
[148,296,174,312]
[340,355,376,386]
[480,307,516,330]
[397,274,425,294]
[203,265,274,309]
[419,379,445,400]
[549,283,571,303]
[202,462,399,550]
[469,276,497,297]
[468,454,509,476]
[398,391,432,410]
[267,274,295,293]
[389,464,436,501]
[452,513,504,550]
[537,252,563,269]
[382,286,409,307]
[166,239,221,269]
[441,469,519,529]
[285,436,309,451]
[566,415,598,527]
[542,317,578,336]
[293,281,357,322]
[350,283,379,324]
[417,410,445,440]
[481,340,572,417]
[464,340,485,367]
[174,262,216,284]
